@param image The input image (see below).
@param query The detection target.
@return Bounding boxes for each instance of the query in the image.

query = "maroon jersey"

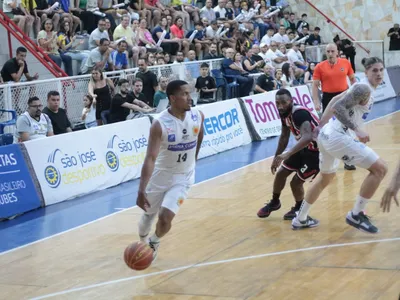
[281,104,320,152]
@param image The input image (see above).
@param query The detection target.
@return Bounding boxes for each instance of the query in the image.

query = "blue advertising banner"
[0,144,41,219]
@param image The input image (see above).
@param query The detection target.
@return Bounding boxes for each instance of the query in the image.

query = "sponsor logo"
[44,148,104,188]
[168,134,176,142]
[106,134,148,169]
[193,126,199,135]
[168,140,197,151]
[177,197,184,206]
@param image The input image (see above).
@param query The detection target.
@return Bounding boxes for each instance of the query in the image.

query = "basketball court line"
[1,109,399,258]
[30,237,400,300]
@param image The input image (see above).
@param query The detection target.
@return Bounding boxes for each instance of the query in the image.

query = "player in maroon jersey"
[257,88,319,226]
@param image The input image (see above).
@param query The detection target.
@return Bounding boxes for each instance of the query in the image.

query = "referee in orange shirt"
[312,43,357,170]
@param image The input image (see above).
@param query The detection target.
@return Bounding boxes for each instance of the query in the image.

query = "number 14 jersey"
[155,108,202,174]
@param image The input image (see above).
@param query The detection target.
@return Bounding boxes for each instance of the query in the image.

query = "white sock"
[150,233,160,243]
[138,213,157,238]
[352,195,369,215]
[298,200,312,222]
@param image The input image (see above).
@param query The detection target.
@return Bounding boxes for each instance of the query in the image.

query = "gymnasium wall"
[288,0,400,67]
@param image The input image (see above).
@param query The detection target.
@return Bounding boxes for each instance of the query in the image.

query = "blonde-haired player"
[292,57,388,233]
[136,80,204,260]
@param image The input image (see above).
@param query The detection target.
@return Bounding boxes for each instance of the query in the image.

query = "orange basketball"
[124,241,153,271]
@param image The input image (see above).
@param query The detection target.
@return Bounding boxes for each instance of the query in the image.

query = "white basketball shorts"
[144,169,195,215]
[317,125,379,174]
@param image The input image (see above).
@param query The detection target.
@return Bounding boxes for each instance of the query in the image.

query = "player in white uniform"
[292,57,388,233]
[136,80,204,260]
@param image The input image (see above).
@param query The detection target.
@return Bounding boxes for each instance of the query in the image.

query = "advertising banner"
[241,85,316,140]
[24,118,151,205]
[198,99,252,159]
[0,144,41,218]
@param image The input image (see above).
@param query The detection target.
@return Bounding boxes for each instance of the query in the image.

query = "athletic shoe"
[344,164,356,171]
[257,200,281,218]
[346,211,379,234]
[148,239,160,261]
[292,213,319,230]
[283,207,297,220]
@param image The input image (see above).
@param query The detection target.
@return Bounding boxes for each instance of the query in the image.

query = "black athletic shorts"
[282,148,320,181]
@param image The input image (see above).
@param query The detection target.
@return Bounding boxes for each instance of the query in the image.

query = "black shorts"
[282,149,320,181]
[322,91,344,112]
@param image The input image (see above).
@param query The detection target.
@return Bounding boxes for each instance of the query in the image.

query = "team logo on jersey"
[183,129,187,134]
[340,67,344,71]
[191,112,198,122]
[177,197,184,206]
[168,134,176,142]
[193,126,199,135]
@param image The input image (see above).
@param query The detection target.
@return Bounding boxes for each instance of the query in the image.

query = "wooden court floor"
[0,112,399,300]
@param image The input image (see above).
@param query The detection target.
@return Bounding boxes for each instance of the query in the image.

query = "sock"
[352,195,369,215]
[298,200,311,222]
[138,213,157,238]
[294,200,303,211]
[271,193,281,205]
[149,233,160,243]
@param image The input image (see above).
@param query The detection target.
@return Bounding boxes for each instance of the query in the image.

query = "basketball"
[124,241,153,271]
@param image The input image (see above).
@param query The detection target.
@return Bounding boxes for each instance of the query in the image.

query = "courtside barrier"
[353,69,396,102]
[24,117,151,206]
[197,99,252,159]
[240,86,317,140]
[0,144,42,219]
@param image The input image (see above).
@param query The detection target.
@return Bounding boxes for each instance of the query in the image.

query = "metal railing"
[0,58,224,125]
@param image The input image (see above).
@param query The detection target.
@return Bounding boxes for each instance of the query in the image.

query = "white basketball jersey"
[329,80,375,135]
[154,108,202,174]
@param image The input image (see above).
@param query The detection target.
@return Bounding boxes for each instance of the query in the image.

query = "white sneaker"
[292,212,319,230]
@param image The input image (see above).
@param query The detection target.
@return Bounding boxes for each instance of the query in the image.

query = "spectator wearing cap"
[306,27,321,45]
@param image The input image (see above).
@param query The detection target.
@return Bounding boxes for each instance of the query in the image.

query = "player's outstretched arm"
[137,121,162,211]
[381,158,400,212]
[195,111,205,161]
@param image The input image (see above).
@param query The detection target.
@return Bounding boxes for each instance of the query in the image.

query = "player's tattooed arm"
[275,125,290,156]
[286,121,313,157]
[332,83,372,130]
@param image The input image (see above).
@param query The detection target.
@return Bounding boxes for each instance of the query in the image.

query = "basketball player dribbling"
[257,89,320,222]
[292,57,388,233]
[136,80,204,260]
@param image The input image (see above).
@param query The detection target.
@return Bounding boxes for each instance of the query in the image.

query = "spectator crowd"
[0,0,362,141]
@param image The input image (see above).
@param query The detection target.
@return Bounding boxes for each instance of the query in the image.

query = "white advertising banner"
[241,85,317,140]
[24,118,151,205]
[198,99,252,159]
[353,69,396,102]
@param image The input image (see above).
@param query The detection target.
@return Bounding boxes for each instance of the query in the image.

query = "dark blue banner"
[0,144,41,219]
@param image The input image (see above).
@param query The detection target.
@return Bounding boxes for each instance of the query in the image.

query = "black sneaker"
[257,200,281,218]
[346,211,379,234]
[283,207,297,220]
